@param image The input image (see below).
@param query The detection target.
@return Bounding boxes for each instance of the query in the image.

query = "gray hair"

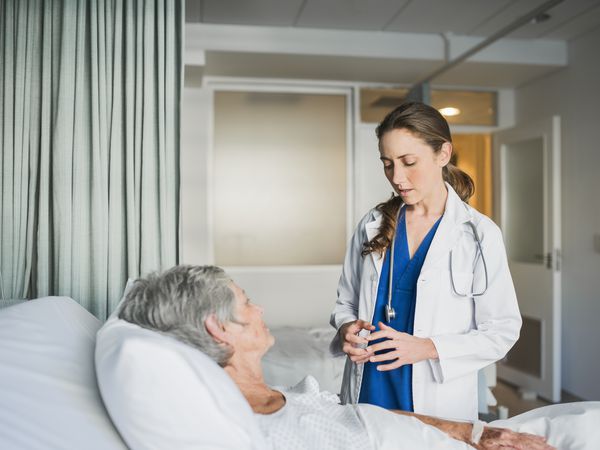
[118,265,237,366]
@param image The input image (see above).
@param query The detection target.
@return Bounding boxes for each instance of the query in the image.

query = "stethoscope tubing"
[384,207,489,324]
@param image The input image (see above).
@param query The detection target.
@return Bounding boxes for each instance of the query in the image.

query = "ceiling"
[184,0,600,87]
[186,0,600,41]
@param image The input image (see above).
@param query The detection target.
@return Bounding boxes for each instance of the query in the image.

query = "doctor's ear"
[437,142,453,167]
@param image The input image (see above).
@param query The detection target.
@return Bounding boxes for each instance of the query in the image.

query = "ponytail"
[443,163,474,202]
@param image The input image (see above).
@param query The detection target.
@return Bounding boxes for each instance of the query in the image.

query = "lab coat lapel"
[365,214,385,277]
[420,183,471,274]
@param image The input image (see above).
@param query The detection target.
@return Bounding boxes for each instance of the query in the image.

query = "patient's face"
[228,282,274,357]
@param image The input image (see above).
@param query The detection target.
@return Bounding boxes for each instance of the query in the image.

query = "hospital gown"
[255,375,470,450]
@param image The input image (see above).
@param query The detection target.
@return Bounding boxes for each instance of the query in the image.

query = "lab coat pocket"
[449,271,474,299]
[440,270,475,334]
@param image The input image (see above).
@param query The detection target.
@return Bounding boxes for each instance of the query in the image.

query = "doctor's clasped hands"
[341,320,439,370]
[365,322,438,371]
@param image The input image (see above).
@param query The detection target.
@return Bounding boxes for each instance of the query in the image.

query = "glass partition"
[360,87,497,126]
[213,91,347,266]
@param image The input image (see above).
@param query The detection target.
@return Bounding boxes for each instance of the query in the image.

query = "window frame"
[184,77,354,269]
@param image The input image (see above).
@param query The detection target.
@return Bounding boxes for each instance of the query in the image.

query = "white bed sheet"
[358,403,471,450]
[490,401,600,450]
[359,401,600,450]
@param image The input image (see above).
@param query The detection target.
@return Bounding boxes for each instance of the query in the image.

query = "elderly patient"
[118,265,552,450]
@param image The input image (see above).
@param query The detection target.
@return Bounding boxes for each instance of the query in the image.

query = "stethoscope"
[384,207,490,323]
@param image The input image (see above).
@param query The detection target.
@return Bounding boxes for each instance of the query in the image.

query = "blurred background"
[180,0,600,417]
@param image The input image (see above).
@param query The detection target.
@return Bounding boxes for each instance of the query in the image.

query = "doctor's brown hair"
[362,102,474,256]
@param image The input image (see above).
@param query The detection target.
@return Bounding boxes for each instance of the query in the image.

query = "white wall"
[514,26,600,400]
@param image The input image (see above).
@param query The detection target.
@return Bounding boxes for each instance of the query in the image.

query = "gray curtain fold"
[1,0,182,319]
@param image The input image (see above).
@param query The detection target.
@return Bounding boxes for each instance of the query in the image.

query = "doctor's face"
[379,128,451,205]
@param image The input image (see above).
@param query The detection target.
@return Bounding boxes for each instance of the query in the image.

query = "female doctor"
[330,102,522,421]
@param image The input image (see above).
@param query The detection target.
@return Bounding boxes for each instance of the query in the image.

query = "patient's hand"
[391,410,554,450]
[339,320,375,363]
[475,426,554,450]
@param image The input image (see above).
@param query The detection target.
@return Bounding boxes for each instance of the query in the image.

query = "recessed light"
[439,107,460,117]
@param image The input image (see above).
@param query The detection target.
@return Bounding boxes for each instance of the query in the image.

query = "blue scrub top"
[358,210,442,411]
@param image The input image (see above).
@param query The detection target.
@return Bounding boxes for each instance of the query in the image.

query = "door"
[493,116,561,402]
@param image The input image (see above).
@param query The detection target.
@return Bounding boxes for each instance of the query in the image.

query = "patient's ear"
[204,314,231,345]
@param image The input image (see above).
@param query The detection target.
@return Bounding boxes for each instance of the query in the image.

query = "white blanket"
[359,400,600,450]
[262,328,600,449]
[358,403,471,450]
[491,402,600,450]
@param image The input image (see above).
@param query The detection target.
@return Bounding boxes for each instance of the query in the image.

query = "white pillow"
[95,317,270,450]
[107,277,135,320]
[0,297,127,450]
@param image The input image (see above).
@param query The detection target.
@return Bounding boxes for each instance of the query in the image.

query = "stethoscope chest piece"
[384,304,396,323]
[385,208,402,324]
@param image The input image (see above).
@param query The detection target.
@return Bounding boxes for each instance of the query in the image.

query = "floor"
[481,380,583,421]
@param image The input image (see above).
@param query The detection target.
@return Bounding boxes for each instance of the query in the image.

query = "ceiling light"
[439,107,460,117]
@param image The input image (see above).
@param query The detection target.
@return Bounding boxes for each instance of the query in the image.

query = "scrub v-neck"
[358,211,443,411]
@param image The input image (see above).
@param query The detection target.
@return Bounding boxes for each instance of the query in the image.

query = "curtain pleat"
[0,0,181,319]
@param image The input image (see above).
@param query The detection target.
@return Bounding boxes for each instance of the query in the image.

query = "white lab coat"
[330,183,522,421]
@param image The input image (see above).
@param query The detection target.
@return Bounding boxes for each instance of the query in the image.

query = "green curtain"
[0,0,182,319]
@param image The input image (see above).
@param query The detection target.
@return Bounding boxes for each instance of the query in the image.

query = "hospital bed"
[0,297,597,449]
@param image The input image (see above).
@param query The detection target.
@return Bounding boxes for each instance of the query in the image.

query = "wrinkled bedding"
[358,403,471,450]
[359,401,600,450]
[490,402,600,450]
[262,327,600,450]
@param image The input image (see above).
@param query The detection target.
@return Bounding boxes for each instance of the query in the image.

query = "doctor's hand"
[339,320,376,364]
[365,322,439,371]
